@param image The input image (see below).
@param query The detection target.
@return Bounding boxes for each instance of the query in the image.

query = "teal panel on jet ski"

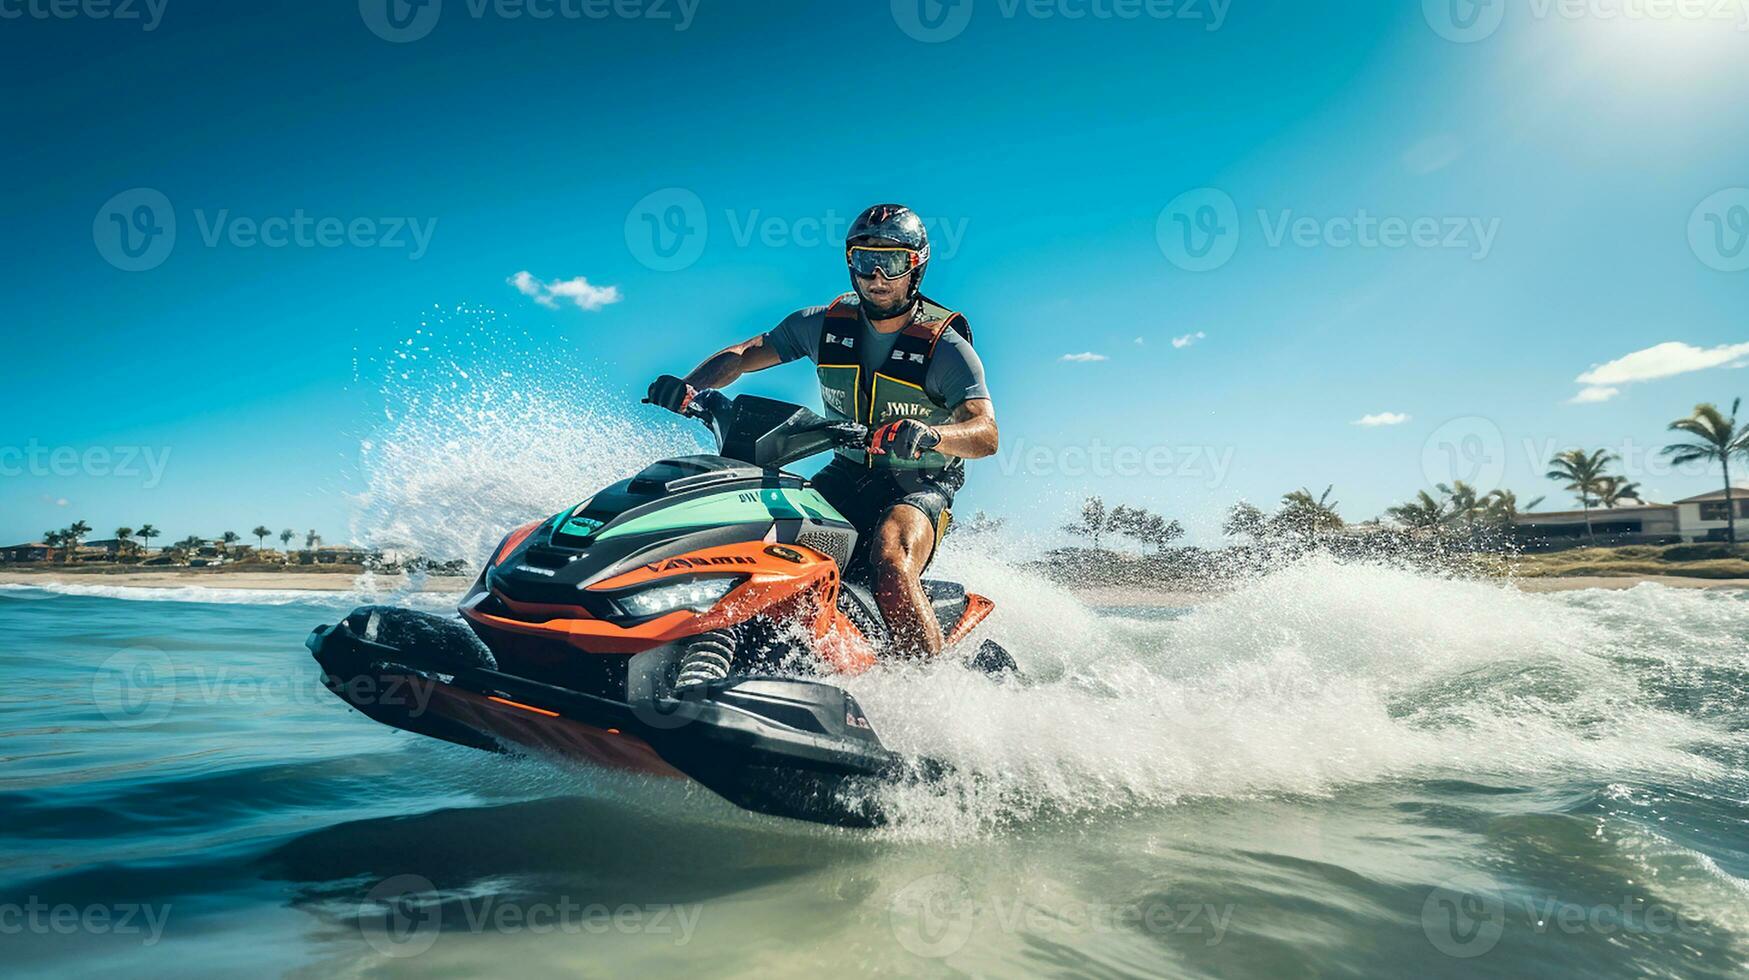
[594,487,846,541]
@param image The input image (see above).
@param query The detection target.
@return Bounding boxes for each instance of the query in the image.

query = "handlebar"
[645,387,869,464]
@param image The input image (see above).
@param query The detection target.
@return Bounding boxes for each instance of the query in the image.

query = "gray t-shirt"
[762,304,991,409]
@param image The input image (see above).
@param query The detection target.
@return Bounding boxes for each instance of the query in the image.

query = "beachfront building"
[1674,488,1749,542]
[1512,502,1681,548]
[1512,486,1749,547]
[312,545,375,565]
[0,542,55,562]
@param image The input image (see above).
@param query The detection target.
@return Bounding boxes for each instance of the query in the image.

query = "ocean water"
[7,322,1747,977]
[3,562,1748,979]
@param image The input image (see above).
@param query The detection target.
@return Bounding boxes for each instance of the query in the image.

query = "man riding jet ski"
[647,203,997,660]
[308,226,1012,822]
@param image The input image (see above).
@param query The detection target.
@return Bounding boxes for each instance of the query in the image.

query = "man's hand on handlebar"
[868,419,942,460]
[645,375,697,416]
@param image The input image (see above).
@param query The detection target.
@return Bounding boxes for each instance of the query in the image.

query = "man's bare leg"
[869,505,943,659]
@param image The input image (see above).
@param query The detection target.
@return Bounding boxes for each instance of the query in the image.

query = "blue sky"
[4,0,1748,550]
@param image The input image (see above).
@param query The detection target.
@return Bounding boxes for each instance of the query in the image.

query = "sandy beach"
[0,567,474,593]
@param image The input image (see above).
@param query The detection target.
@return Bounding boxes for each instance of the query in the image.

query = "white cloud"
[1134,336,1145,346]
[508,270,623,311]
[1569,386,1620,404]
[1172,331,1206,349]
[1576,341,1749,388]
[1352,412,1411,427]
[1059,352,1108,363]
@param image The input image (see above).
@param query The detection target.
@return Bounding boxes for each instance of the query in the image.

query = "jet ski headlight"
[616,576,740,619]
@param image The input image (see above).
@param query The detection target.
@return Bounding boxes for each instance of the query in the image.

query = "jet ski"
[307,390,1012,826]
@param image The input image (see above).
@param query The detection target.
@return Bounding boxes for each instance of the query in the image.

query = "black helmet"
[846,203,929,318]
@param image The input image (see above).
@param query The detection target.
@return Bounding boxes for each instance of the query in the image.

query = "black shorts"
[810,456,960,570]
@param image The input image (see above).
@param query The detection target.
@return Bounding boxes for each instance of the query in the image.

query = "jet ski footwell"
[307,608,938,827]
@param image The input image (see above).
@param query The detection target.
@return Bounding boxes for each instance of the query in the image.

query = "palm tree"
[280,528,295,554]
[63,520,92,561]
[43,530,63,561]
[1279,485,1343,534]
[1663,399,1749,544]
[1482,489,1544,526]
[221,530,240,557]
[116,527,135,560]
[305,529,321,550]
[1387,491,1448,530]
[1063,497,1110,551]
[1546,449,1617,544]
[136,524,160,557]
[1597,477,1644,509]
[1437,481,1487,527]
[252,525,272,555]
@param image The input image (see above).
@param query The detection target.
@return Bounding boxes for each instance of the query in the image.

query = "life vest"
[815,293,970,471]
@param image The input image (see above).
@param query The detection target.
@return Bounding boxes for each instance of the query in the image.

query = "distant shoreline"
[5,565,1748,606]
[0,567,473,593]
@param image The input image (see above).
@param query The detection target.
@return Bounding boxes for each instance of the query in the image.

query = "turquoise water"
[3,563,1748,978]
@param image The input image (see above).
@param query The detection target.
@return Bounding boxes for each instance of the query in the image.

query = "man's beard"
[853,279,914,320]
